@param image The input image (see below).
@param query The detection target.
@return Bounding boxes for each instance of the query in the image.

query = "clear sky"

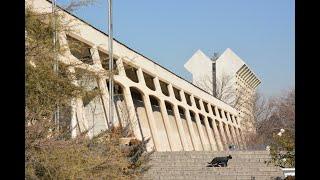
[57,0,295,97]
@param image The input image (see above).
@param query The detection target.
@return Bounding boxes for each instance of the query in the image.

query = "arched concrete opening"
[143,71,156,91]
[66,34,94,65]
[218,108,223,119]
[97,49,118,72]
[78,76,106,138]
[172,86,182,101]
[164,101,183,151]
[177,106,194,150]
[129,87,155,149]
[189,110,203,150]
[194,97,201,110]
[184,92,192,106]
[199,114,211,151]
[203,101,209,113]
[211,105,216,116]
[124,63,139,83]
[149,95,171,151]
[159,80,170,96]
[105,80,127,127]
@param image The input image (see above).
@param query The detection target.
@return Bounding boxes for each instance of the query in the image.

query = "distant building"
[184,49,261,134]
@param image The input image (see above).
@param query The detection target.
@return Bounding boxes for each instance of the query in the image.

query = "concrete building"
[27,0,247,151]
[184,49,261,134]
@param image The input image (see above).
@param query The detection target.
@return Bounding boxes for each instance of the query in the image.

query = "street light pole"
[52,0,60,131]
[108,0,114,128]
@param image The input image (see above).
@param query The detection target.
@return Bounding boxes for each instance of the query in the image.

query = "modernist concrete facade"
[184,49,261,134]
[27,0,247,152]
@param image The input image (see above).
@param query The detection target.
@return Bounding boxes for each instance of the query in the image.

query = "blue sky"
[57,0,295,97]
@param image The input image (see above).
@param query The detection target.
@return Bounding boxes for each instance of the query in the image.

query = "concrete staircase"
[142,151,284,180]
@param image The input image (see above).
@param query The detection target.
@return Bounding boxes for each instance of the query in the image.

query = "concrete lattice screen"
[30,0,247,152]
[66,35,94,65]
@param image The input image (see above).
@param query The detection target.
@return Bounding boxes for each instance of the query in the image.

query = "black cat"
[207,155,232,167]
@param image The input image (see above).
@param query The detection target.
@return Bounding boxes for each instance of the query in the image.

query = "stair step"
[142,151,284,180]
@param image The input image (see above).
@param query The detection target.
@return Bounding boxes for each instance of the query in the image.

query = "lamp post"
[52,0,60,131]
[108,0,114,128]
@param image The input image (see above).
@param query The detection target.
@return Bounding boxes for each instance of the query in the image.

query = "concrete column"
[207,103,223,151]
[153,76,162,93]
[142,94,163,151]
[199,100,217,151]
[76,98,88,132]
[90,46,102,66]
[90,46,120,128]
[67,66,79,138]
[229,125,239,148]
[168,84,189,150]
[194,113,208,150]
[214,107,228,149]
[184,108,199,150]
[67,66,88,136]
[204,116,218,151]
[90,45,109,128]
[227,113,239,147]
[224,123,234,146]
[235,126,244,149]
[190,95,208,150]
[159,99,176,151]
[167,83,175,98]
[211,119,224,151]
[179,90,197,150]
[96,78,111,128]
[221,110,234,146]
[218,121,229,149]
[172,104,189,151]
[137,67,146,85]
[230,115,242,148]
[122,87,143,141]
[116,58,126,76]
[57,32,72,57]
[70,98,78,138]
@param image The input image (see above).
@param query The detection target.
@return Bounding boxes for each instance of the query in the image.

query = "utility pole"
[108,0,114,128]
[52,0,60,131]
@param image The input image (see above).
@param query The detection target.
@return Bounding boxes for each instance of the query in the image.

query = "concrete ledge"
[282,168,295,177]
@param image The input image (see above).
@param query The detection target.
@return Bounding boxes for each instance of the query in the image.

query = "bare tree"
[246,88,295,149]
[195,73,246,109]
